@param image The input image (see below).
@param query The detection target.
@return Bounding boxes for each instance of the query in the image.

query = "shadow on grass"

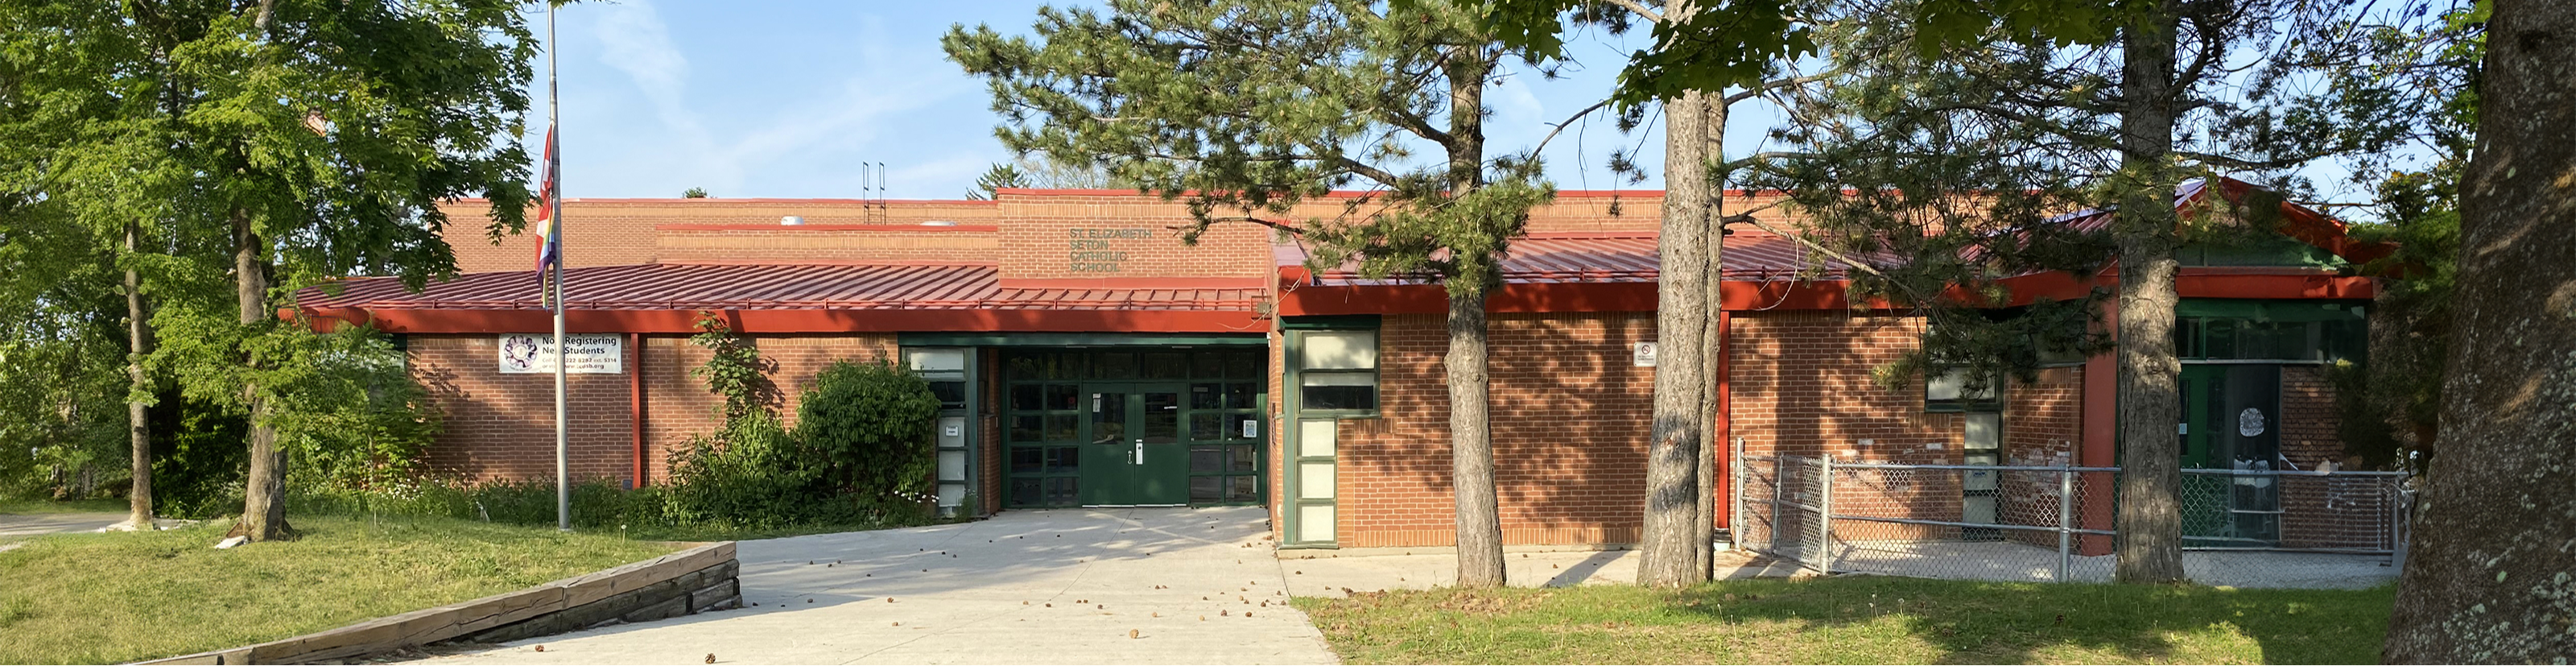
[1301,576,2393,664]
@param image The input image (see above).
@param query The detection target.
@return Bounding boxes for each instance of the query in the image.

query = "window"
[1298,330,1377,412]
[1926,369,2003,412]
[906,348,969,408]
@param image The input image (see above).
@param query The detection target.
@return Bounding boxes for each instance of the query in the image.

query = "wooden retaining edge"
[134,541,737,665]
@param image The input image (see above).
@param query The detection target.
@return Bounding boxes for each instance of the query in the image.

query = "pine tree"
[949,0,1550,586]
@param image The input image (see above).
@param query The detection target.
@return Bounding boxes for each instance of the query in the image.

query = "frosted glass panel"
[1297,504,1335,543]
[1964,413,2002,450]
[1300,331,1377,370]
[937,450,967,481]
[936,483,966,507]
[1299,462,1335,499]
[936,416,967,447]
[1298,420,1336,457]
[907,348,967,372]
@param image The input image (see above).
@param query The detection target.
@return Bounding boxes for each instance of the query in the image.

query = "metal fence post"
[1730,437,1745,552]
[1814,453,1835,575]
[1770,454,1785,554]
[2058,462,2074,581]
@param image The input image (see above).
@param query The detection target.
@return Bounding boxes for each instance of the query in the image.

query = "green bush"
[662,412,851,529]
[797,359,940,513]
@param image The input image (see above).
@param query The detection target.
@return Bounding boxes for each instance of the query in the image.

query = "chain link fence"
[1734,454,2409,589]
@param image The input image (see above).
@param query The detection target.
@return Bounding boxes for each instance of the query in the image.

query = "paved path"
[412,507,1340,665]
[0,511,126,540]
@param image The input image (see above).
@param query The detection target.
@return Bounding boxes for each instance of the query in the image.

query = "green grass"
[1294,577,2395,664]
[0,498,128,515]
[0,515,680,664]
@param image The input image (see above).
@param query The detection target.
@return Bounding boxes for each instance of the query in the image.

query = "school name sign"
[497,333,623,374]
[1067,227,1156,274]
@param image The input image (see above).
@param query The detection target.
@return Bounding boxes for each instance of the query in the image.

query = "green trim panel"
[900,333,1268,347]
[2174,299,2367,322]
[1282,315,1381,330]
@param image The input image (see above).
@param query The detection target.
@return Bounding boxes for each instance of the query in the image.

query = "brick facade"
[413,332,895,484]
[1331,312,1658,548]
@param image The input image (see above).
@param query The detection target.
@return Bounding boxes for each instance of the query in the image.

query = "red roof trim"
[654,223,999,233]
[999,277,1269,291]
[307,308,1265,334]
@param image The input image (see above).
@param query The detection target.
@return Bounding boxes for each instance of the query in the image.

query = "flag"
[532,126,559,298]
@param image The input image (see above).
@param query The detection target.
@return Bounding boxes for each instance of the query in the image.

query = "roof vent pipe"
[781,216,804,226]
[920,220,957,227]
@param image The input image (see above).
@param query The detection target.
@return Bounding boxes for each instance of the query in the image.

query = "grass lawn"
[0,498,129,515]
[0,515,680,664]
[1294,577,2395,664]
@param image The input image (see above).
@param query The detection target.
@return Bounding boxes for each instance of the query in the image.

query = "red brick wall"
[410,333,897,483]
[1332,312,1657,548]
[1728,312,1962,461]
[654,225,1000,264]
[440,199,1003,273]
[409,335,638,482]
[2001,366,2087,545]
[993,193,1273,281]
[2276,365,2391,549]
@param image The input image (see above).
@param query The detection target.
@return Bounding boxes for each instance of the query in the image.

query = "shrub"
[796,359,939,513]
[662,412,848,529]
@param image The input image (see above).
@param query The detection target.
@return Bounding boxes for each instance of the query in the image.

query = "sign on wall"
[1067,227,1156,274]
[1633,341,1657,367]
[497,333,623,374]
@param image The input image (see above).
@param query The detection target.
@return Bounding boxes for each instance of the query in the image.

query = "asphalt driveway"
[411,507,1338,665]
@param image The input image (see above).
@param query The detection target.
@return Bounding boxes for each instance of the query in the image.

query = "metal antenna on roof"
[875,161,889,224]
[859,162,873,220]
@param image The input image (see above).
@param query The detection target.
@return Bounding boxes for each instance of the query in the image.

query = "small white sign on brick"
[497,333,623,374]
[1633,341,1657,367]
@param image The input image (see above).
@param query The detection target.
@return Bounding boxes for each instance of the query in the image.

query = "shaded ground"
[1297,577,2394,664]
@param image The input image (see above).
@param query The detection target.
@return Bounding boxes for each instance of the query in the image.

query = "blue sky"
[528,1,1783,201]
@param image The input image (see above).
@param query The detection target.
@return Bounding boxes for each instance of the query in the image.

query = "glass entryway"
[2179,363,2284,546]
[1003,349,1265,508]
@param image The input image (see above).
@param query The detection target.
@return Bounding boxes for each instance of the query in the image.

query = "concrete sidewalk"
[0,511,127,541]
[407,508,1799,665]
[410,507,1338,665]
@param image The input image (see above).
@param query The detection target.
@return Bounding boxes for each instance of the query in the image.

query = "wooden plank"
[129,542,735,665]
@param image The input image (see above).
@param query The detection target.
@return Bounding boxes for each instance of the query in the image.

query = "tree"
[2384,0,2574,660]
[964,163,1029,200]
[949,0,1551,586]
[5,0,539,541]
[682,187,711,198]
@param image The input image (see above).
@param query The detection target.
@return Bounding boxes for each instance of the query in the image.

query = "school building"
[294,178,2384,550]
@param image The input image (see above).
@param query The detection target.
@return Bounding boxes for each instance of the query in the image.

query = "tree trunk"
[1640,88,1710,588]
[121,221,155,531]
[1447,288,1505,587]
[233,207,291,542]
[2384,0,2576,659]
[1696,92,1728,578]
[2110,4,2186,584]
[1441,45,1505,589]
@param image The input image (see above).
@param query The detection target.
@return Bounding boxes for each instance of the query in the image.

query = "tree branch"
[1604,0,1662,24]
[1531,97,1613,156]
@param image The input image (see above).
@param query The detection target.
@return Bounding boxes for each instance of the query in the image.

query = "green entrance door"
[2178,364,2284,545]
[1080,384,1189,506]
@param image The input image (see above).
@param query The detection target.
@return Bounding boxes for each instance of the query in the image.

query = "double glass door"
[1081,385,1187,507]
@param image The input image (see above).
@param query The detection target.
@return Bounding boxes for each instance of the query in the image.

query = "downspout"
[1715,309,1732,530]
[630,333,646,487]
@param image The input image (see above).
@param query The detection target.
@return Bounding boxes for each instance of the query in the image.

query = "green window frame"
[1292,329,1379,416]
[1925,369,2004,413]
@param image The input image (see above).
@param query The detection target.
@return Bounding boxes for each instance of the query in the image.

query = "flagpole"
[548,2,570,533]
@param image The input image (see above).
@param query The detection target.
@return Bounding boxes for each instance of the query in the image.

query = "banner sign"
[497,333,622,374]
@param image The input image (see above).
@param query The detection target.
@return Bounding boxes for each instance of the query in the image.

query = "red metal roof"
[299,263,1264,312]
[1286,230,1867,287]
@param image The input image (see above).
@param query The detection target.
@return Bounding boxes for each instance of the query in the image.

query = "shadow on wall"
[1336,312,1662,547]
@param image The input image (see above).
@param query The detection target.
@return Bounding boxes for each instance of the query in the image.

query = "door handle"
[1133,439,1144,465]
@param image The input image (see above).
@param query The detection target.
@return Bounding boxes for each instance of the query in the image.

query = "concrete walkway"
[411,507,1340,665]
[0,511,127,544]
